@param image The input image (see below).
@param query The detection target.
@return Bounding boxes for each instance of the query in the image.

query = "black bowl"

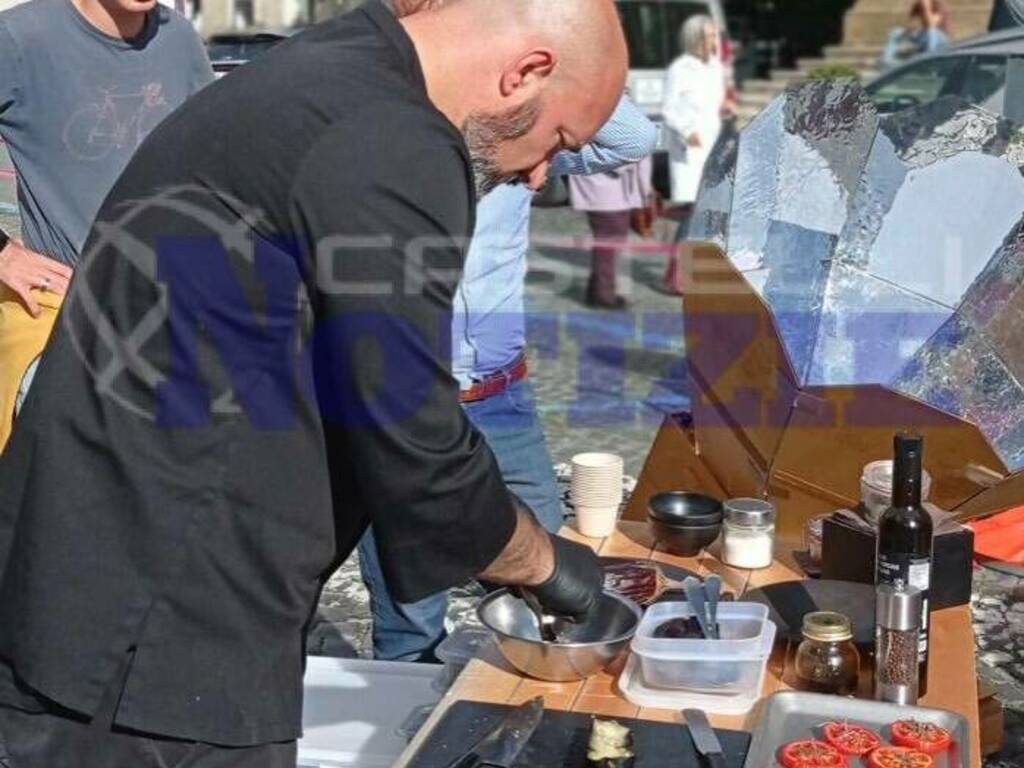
[649,518,722,557]
[648,492,723,526]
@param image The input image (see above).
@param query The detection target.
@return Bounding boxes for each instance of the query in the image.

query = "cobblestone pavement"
[2,143,1021,763]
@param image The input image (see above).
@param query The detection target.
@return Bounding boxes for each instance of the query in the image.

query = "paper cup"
[572,487,623,507]
[575,505,620,539]
[571,452,624,472]
[571,453,623,510]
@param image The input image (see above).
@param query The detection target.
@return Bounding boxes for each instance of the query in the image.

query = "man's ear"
[499,49,558,98]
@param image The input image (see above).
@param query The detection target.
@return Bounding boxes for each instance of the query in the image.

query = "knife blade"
[683,708,728,768]
[446,697,544,768]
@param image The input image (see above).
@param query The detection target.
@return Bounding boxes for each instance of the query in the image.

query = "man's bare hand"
[480,501,556,587]
[386,0,446,17]
[687,132,703,148]
[0,239,72,317]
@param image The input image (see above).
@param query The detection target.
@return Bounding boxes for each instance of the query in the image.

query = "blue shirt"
[0,0,213,266]
[452,96,657,386]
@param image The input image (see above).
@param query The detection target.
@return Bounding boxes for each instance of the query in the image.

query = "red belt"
[459,355,529,403]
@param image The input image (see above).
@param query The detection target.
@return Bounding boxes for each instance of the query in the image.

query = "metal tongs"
[682,575,722,640]
[517,589,573,643]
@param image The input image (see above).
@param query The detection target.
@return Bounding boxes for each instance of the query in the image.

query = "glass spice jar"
[794,612,861,696]
[721,498,776,569]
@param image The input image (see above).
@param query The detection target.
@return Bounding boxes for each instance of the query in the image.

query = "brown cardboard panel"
[766,472,855,540]
[953,471,1024,520]
[622,414,727,522]
[681,243,799,468]
[692,393,768,499]
[773,384,1009,517]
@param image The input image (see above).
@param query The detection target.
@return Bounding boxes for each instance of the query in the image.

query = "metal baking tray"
[744,691,971,768]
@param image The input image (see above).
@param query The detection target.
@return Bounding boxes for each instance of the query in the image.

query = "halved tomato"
[868,746,935,768]
[890,720,953,755]
[822,722,882,756]
[778,739,844,768]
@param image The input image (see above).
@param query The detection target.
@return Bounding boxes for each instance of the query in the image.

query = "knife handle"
[446,754,484,768]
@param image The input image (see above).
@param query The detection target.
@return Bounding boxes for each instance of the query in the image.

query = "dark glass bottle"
[876,432,933,696]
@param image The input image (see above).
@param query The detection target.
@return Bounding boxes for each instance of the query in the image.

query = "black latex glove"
[525,534,603,623]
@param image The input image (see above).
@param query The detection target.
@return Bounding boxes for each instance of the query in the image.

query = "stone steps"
[797,54,881,73]
[824,44,886,59]
[731,0,994,128]
[741,79,790,96]
[842,1,994,46]
[770,68,805,83]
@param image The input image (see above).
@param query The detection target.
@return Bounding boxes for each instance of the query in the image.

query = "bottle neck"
[892,434,923,508]
[891,473,921,508]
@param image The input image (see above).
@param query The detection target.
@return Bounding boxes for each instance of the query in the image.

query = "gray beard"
[461,97,543,201]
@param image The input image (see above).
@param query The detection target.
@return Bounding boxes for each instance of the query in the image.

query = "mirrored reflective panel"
[960,217,1024,385]
[781,79,879,216]
[914,215,1024,471]
[760,221,835,382]
[688,82,1024,467]
[835,100,1018,270]
[833,129,908,270]
[808,264,950,386]
[689,124,739,248]
[866,153,1024,306]
[894,314,1024,471]
[882,96,1013,167]
[728,96,785,271]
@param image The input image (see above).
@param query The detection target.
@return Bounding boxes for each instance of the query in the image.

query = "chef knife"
[683,708,728,768]
[445,697,544,768]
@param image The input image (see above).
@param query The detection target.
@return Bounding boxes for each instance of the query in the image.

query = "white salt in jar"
[722,498,776,570]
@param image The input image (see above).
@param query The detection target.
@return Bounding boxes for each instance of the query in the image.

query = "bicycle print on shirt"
[62,83,170,162]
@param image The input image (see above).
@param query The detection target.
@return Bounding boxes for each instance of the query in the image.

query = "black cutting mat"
[744,579,876,645]
[407,701,751,768]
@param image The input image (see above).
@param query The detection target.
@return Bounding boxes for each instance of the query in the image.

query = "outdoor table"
[394,521,982,768]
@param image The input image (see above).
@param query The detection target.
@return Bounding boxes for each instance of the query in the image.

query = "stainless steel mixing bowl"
[477,589,642,682]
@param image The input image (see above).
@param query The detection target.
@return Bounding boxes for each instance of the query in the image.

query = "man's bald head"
[400,0,628,197]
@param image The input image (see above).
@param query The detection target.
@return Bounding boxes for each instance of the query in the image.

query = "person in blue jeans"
[358,94,657,662]
[882,0,950,70]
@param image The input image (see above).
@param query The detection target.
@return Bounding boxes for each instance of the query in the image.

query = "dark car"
[865,28,1024,116]
[206,31,295,77]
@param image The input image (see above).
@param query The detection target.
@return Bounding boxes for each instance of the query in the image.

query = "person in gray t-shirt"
[0,0,213,451]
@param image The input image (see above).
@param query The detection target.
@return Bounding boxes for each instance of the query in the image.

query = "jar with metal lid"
[721,498,775,569]
[794,612,861,696]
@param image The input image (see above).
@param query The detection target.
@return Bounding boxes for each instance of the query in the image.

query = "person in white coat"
[661,14,727,292]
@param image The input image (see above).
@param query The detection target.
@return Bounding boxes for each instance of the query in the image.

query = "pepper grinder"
[875,582,923,705]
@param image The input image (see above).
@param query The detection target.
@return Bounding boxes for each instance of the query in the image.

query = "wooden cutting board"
[406,701,751,768]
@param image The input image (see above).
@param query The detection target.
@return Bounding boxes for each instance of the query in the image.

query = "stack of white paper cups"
[570,453,624,538]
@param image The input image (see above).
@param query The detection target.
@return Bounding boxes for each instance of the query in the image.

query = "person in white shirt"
[660,14,727,292]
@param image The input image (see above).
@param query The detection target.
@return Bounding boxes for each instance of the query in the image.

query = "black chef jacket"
[0,1,516,747]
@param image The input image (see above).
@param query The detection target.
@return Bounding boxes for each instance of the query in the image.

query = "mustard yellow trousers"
[0,287,61,452]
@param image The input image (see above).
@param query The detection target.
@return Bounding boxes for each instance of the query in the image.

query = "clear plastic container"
[433,626,495,692]
[297,657,443,767]
[631,602,776,695]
